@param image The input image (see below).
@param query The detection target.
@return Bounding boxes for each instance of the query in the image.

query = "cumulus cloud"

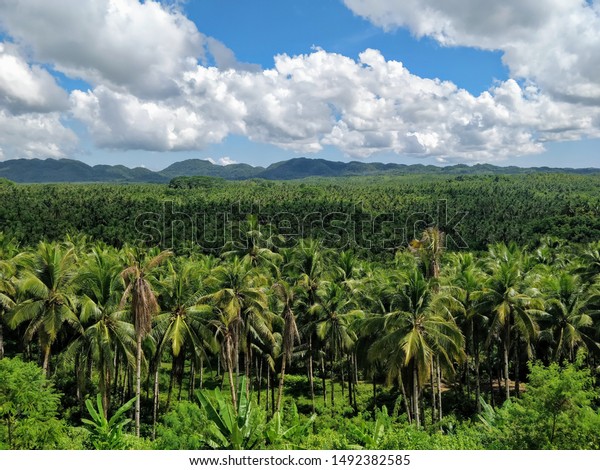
[72,48,597,161]
[0,0,202,97]
[0,109,77,159]
[1,0,599,163]
[343,0,600,104]
[0,43,68,114]
[0,42,75,159]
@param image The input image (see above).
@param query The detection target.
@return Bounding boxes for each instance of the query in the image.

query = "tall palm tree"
[0,255,16,360]
[120,246,172,437]
[443,253,488,410]
[311,282,361,407]
[368,267,464,427]
[7,242,81,377]
[70,246,135,415]
[205,257,271,401]
[154,260,215,408]
[538,272,600,362]
[272,280,301,412]
[411,227,445,281]
[295,239,325,410]
[477,245,543,400]
[207,305,240,409]
[0,234,20,360]
[223,215,283,272]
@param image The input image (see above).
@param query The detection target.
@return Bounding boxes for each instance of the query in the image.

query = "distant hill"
[0,156,598,183]
[0,158,167,183]
[159,159,263,180]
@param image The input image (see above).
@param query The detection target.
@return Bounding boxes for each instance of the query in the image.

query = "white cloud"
[72,48,598,161]
[0,0,203,98]
[1,0,599,163]
[0,109,77,159]
[0,42,68,114]
[343,0,600,104]
[0,42,75,159]
[218,156,237,165]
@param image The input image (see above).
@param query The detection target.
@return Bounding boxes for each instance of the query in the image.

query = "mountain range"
[0,157,598,183]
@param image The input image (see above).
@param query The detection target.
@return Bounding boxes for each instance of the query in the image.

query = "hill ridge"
[0,156,598,183]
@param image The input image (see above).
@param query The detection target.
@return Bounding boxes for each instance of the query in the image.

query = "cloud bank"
[0,0,599,162]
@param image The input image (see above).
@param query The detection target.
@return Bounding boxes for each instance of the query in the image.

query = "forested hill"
[0,156,599,183]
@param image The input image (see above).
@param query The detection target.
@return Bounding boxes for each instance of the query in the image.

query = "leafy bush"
[479,358,600,449]
[0,357,67,449]
[155,401,210,449]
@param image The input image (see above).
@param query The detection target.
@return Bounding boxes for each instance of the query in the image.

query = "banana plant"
[82,394,136,450]
[265,403,316,449]
[195,377,265,450]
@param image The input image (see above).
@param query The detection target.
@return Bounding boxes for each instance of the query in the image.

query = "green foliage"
[265,403,316,449]
[154,401,210,449]
[479,358,600,449]
[169,176,226,189]
[345,406,391,449]
[81,394,136,450]
[0,357,66,449]
[195,377,266,450]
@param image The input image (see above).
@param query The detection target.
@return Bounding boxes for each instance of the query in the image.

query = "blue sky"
[0,0,598,169]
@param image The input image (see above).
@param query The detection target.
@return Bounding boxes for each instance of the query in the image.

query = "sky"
[0,0,599,170]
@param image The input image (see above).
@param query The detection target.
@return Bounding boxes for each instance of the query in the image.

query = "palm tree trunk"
[100,361,110,419]
[245,343,251,399]
[42,343,51,377]
[113,349,120,396]
[340,360,345,399]
[399,372,411,424]
[503,322,511,401]
[266,363,270,413]
[412,361,420,428]
[276,356,287,413]
[189,360,195,400]
[152,364,160,441]
[514,336,520,398]
[0,323,4,359]
[353,352,358,409]
[166,355,176,409]
[372,371,377,410]
[226,341,237,410]
[135,333,142,437]
[199,355,204,390]
[257,357,262,406]
[308,336,315,413]
[271,369,276,415]
[347,356,353,408]
[321,355,326,406]
[475,334,481,412]
[430,359,436,424]
[436,355,443,422]
[330,352,335,407]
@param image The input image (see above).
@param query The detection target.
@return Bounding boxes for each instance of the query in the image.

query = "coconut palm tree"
[538,272,600,362]
[204,257,271,401]
[368,267,464,427]
[0,254,16,360]
[272,280,301,412]
[311,282,361,407]
[0,234,20,360]
[477,245,543,400]
[69,246,135,416]
[154,259,215,409]
[120,246,172,437]
[7,241,81,377]
[442,253,488,410]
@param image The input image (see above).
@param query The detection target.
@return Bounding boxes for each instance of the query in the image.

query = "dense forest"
[1,173,600,450]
